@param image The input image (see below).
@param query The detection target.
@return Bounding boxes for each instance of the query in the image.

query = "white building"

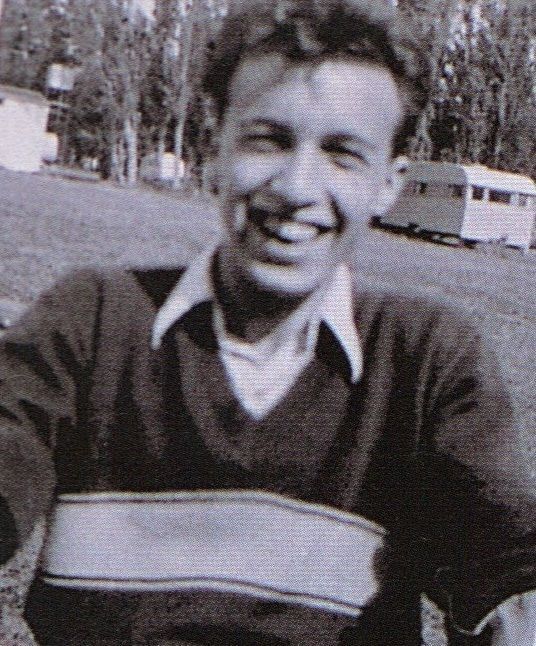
[381,162,536,250]
[0,85,50,173]
[140,152,185,184]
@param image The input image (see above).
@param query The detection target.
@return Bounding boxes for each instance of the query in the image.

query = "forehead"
[225,54,403,144]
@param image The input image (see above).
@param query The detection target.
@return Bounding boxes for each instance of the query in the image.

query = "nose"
[269,145,323,210]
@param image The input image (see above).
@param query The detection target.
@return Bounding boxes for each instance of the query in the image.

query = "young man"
[0,1,535,644]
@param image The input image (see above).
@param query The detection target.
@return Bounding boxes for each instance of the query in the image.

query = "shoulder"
[8,265,187,340]
[43,264,186,309]
[353,287,478,347]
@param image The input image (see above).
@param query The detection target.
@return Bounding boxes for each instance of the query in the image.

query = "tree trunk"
[201,158,215,195]
[156,129,166,167]
[109,132,121,184]
[114,135,126,186]
[124,114,139,186]
[492,83,507,168]
[173,117,186,189]
[411,107,434,161]
[172,0,199,189]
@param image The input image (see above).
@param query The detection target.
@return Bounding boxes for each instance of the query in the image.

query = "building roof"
[0,84,49,107]
[408,162,536,196]
[462,164,536,195]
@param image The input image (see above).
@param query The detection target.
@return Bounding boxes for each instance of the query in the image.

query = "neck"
[213,249,309,344]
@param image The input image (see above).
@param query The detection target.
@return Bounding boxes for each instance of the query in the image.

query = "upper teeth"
[264,217,323,243]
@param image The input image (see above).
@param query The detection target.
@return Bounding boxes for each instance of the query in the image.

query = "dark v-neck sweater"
[0,267,533,645]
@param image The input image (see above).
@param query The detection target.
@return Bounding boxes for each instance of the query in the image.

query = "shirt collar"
[321,263,363,383]
[151,245,363,382]
[151,243,216,352]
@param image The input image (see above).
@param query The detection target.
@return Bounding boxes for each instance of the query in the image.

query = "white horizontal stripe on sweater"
[42,490,385,617]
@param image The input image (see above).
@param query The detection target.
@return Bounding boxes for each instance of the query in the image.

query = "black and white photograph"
[0,0,535,644]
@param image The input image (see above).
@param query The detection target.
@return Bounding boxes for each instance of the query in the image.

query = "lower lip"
[247,218,335,263]
[268,220,322,243]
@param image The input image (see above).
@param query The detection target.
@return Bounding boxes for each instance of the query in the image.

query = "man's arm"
[0,270,101,560]
[411,307,536,640]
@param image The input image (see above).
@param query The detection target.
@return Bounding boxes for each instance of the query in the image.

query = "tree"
[148,0,224,189]
[2,0,534,184]
[70,0,152,184]
[399,0,536,178]
[447,0,536,174]
[0,0,56,89]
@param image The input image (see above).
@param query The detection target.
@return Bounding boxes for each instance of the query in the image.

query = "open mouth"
[249,208,335,245]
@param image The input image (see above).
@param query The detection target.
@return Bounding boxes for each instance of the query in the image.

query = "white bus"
[380,162,536,250]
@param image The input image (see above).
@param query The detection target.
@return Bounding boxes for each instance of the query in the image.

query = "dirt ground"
[0,168,534,645]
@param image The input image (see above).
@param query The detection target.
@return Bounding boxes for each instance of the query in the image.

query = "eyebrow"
[323,133,376,152]
[238,118,291,134]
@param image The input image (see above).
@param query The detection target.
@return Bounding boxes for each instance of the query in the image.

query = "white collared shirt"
[152,245,362,420]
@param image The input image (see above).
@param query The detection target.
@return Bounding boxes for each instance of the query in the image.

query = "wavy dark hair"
[202,0,427,155]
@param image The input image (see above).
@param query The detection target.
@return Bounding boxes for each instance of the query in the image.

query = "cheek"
[333,181,378,230]
[224,154,279,196]
[219,154,275,233]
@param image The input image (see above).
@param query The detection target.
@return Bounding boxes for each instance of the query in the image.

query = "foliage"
[0,0,535,183]
[399,0,536,176]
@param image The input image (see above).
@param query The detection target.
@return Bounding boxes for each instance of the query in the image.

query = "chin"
[247,261,324,298]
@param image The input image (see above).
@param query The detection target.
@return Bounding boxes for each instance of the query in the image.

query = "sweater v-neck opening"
[162,304,356,495]
[172,301,353,428]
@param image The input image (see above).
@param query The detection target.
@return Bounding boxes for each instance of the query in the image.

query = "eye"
[241,133,290,154]
[325,145,368,171]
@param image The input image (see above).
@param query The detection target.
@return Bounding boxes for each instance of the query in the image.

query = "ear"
[373,156,409,216]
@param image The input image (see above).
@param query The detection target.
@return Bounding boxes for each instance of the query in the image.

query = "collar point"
[150,335,162,351]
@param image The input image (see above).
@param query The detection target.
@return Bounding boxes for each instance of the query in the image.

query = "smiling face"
[217,55,407,298]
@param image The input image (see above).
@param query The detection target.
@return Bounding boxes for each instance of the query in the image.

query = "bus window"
[449,184,465,198]
[489,189,511,204]
[472,186,485,200]
[416,182,428,195]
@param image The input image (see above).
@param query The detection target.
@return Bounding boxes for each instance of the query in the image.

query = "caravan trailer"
[381,162,536,250]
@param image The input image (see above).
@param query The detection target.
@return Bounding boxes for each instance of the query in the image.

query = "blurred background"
[0,2,535,645]
[0,0,534,189]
